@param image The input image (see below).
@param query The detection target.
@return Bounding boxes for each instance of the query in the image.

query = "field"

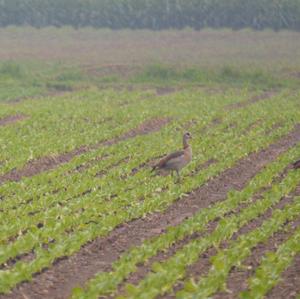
[0,28,300,299]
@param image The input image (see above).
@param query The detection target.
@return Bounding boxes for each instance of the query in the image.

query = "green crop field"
[0,28,300,299]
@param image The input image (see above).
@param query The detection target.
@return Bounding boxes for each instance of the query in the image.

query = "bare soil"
[1,124,300,299]
[156,87,178,96]
[163,178,299,299]
[0,114,27,126]
[213,186,300,299]
[6,90,70,105]
[1,29,300,70]
[266,254,300,299]
[226,91,276,110]
[116,216,220,298]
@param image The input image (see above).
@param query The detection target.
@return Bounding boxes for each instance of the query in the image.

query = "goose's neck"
[183,138,190,149]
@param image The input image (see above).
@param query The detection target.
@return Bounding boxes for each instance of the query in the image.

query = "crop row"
[0,137,298,296]
[0,87,246,174]
[1,90,297,213]
[0,88,246,230]
[0,86,243,198]
[241,225,300,299]
[112,168,300,298]
[0,90,299,293]
[0,89,278,223]
[0,88,165,173]
[0,93,297,258]
[70,142,300,299]
[0,95,298,292]
[177,195,300,299]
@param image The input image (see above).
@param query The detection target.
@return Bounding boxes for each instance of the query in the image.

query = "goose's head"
[183,132,192,146]
[183,131,192,140]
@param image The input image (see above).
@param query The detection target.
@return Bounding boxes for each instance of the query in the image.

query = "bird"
[293,159,300,169]
[151,132,192,180]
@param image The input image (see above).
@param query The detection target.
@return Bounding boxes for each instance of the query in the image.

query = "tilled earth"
[1,122,300,299]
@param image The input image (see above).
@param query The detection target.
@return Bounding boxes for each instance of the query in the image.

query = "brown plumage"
[293,159,300,169]
[152,132,192,179]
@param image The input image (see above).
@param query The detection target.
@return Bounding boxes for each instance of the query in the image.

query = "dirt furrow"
[1,124,300,299]
[0,117,170,184]
[5,90,70,105]
[213,186,300,299]
[0,114,27,126]
[265,254,300,299]
[115,218,221,299]
[156,87,178,96]
[166,185,300,299]
[214,221,300,299]
[162,247,218,299]
[226,91,276,110]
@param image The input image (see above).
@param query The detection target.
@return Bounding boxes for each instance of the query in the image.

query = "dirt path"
[166,213,300,299]
[1,124,299,299]
[156,178,300,299]
[212,186,300,299]
[0,114,27,126]
[115,156,287,297]
[0,117,170,184]
[226,91,276,110]
[116,215,220,298]
[265,254,300,299]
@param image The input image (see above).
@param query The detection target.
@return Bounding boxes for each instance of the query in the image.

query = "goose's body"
[293,159,300,169]
[152,132,192,179]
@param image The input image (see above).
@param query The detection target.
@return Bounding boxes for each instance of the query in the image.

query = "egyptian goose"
[293,159,300,169]
[152,132,192,179]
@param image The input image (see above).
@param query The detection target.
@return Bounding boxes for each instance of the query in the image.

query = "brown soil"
[0,117,170,184]
[0,147,88,184]
[0,251,35,271]
[100,117,171,146]
[0,114,27,126]
[290,71,300,79]
[8,90,70,105]
[294,159,300,169]
[191,159,218,175]
[1,124,299,299]
[266,254,300,299]
[212,185,300,299]
[228,164,290,215]
[164,181,299,299]
[120,169,298,298]
[161,247,218,299]
[226,91,276,110]
[83,64,140,79]
[116,219,220,298]
[216,220,300,299]
[156,87,178,96]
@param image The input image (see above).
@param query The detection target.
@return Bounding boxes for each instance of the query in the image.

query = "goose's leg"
[176,170,181,183]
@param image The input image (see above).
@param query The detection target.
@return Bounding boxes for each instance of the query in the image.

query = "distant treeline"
[0,0,299,31]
